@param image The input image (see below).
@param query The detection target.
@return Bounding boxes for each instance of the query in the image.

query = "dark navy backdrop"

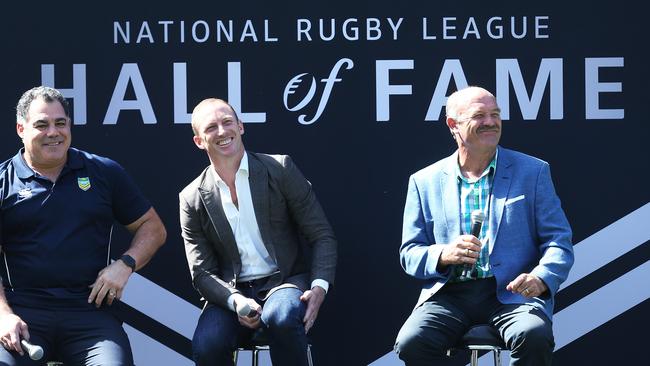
[1,1,648,365]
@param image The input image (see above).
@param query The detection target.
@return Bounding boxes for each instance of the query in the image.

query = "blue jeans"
[395,277,554,366]
[192,286,309,366]
[0,305,133,366]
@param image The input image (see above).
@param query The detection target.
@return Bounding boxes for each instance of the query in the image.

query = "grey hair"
[16,86,70,123]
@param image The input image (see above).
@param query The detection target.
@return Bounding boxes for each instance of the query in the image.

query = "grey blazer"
[179,152,337,309]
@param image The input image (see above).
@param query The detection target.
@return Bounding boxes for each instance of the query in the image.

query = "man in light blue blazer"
[394,87,574,366]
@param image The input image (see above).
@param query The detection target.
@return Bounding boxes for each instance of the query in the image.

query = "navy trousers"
[395,277,554,366]
[0,304,133,366]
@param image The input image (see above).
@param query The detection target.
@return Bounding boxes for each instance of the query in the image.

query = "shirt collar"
[239,152,249,175]
[213,151,249,186]
[12,147,83,179]
[456,149,498,183]
[12,149,34,179]
[66,148,84,170]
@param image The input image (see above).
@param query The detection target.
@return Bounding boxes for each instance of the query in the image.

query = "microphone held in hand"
[470,210,485,238]
[236,301,259,318]
[20,339,43,361]
[460,210,485,279]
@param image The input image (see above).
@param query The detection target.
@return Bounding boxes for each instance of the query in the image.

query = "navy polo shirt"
[0,148,151,308]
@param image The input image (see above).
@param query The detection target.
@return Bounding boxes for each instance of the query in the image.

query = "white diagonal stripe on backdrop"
[562,202,650,289]
[121,273,201,339]
[124,324,194,366]
[553,260,650,349]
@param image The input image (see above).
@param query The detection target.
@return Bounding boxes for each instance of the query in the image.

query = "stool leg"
[493,349,502,366]
[307,344,314,366]
[252,348,259,366]
[470,350,479,366]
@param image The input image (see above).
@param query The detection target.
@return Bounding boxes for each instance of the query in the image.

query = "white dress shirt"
[214,153,329,310]
[211,153,277,280]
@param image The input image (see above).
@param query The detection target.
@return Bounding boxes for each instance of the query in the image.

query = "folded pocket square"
[505,194,525,205]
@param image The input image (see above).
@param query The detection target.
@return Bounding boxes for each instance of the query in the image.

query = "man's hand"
[438,235,482,268]
[233,294,263,329]
[88,260,133,307]
[0,313,28,355]
[506,273,548,298]
[300,286,326,333]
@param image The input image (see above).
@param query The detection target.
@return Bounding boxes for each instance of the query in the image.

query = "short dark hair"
[16,86,70,123]
[190,98,240,136]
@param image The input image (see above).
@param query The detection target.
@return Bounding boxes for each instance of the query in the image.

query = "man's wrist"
[311,279,329,294]
[0,308,14,317]
[228,293,247,312]
[119,254,137,272]
[435,245,449,270]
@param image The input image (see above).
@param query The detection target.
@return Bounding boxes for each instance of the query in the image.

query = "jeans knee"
[394,330,417,360]
[192,330,232,363]
[264,310,302,335]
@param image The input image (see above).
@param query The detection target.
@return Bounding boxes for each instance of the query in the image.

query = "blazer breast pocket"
[504,194,525,206]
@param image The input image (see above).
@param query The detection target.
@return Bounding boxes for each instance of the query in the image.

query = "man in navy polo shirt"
[0,86,167,365]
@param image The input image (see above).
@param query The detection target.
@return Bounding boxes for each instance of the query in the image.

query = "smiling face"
[446,87,502,155]
[17,97,71,171]
[191,99,245,164]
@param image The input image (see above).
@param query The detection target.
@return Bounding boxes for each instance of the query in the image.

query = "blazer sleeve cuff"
[311,279,329,293]
[429,244,451,278]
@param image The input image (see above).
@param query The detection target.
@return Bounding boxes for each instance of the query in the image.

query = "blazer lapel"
[247,154,277,262]
[441,153,460,240]
[198,167,242,274]
[488,146,512,254]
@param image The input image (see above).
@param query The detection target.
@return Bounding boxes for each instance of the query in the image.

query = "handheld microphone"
[236,301,259,318]
[470,210,485,238]
[460,210,485,279]
[20,339,43,361]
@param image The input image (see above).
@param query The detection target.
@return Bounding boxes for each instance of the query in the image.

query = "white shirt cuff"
[226,294,237,311]
[311,279,329,293]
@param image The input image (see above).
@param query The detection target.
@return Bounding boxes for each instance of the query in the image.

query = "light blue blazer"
[400,146,574,319]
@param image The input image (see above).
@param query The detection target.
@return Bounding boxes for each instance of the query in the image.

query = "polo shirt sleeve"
[104,159,152,226]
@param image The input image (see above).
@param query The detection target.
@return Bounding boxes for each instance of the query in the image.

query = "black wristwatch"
[119,254,137,272]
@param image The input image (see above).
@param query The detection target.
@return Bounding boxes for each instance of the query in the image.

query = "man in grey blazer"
[394,87,574,365]
[179,98,337,366]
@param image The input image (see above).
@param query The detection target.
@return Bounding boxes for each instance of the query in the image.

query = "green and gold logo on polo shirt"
[77,177,91,191]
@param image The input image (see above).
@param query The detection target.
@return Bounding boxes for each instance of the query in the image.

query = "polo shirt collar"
[66,148,84,170]
[12,147,83,179]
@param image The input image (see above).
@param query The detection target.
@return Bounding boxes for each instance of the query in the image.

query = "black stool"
[449,325,506,366]
[233,329,313,366]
